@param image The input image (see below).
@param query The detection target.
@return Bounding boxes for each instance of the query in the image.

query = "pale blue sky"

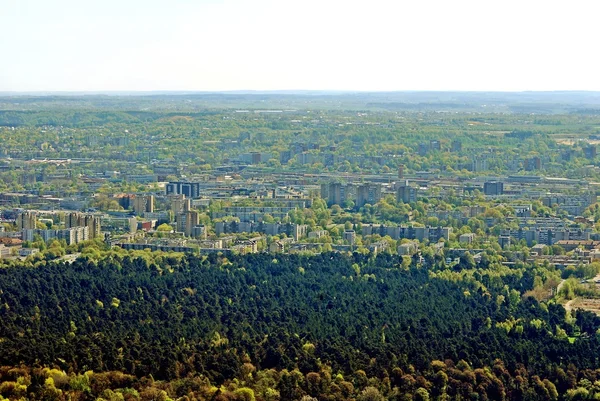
[1,0,598,92]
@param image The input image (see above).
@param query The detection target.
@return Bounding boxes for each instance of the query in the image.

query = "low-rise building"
[19,248,39,257]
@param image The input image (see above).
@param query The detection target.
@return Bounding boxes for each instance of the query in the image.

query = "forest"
[2,251,600,400]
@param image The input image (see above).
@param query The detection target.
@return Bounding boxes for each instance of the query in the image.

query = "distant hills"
[1,91,600,113]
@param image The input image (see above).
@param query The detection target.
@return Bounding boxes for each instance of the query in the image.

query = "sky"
[1,0,599,92]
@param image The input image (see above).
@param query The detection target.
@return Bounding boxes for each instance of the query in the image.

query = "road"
[557,273,600,314]
[59,253,81,264]
[556,279,566,295]
[564,299,576,313]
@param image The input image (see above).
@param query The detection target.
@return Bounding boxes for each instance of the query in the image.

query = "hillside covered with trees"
[2,251,600,400]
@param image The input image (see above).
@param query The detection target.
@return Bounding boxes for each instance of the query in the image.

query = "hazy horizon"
[2,0,599,92]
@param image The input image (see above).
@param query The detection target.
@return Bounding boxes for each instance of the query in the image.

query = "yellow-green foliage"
[69,373,91,392]
[234,387,256,401]
[262,387,280,401]
[495,317,522,334]
[100,389,125,401]
[0,381,28,398]
[210,331,229,347]
[302,342,316,354]
[42,368,70,389]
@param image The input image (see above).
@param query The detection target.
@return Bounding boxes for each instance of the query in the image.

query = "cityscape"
[4,0,600,399]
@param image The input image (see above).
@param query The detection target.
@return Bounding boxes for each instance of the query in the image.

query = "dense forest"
[2,252,600,400]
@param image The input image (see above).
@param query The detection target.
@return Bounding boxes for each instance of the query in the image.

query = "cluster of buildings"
[361,224,452,242]
[499,227,592,247]
[0,158,599,260]
[321,181,420,208]
[215,221,308,241]
[6,211,102,245]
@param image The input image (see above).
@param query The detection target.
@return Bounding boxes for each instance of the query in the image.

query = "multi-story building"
[362,224,452,242]
[396,180,418,203]
[215,221,307,241]
[166,181,201,198]
[181,210,200,237]
[16,211,37,230]
[22,226,89,245]
[321,182,353,206]
[483,181,504,196]
[429,140,441,152]
[459,233,476,244]
[133,195,154,215]
[427,210,463,221]
[171,195,191,216]
[212,205,303,222]
[191,225,207,239]
[496,236,510,249]
[542,193,597,215]
[463,206,487,218]
[102,217,138,234]
[501,227,591,246]
[343,230,356,245]
[65,212,101,239]
[356,183,382,208]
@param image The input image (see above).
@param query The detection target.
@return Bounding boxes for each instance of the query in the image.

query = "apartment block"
[133,195,155,215]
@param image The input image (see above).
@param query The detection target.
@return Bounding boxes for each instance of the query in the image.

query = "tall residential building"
[16,211,37,230]
[184,210,200,237]
[321,182,349,206]
[64,212,80,229]
[396,180,418,203]
[356,183,382,208]
[171,195,191,216]
[82,214,101,240]
[133,195,155,215]
[65,212,101,239]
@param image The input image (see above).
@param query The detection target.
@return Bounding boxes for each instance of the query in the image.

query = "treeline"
[1,252,600,399]
[3,358,600,400]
